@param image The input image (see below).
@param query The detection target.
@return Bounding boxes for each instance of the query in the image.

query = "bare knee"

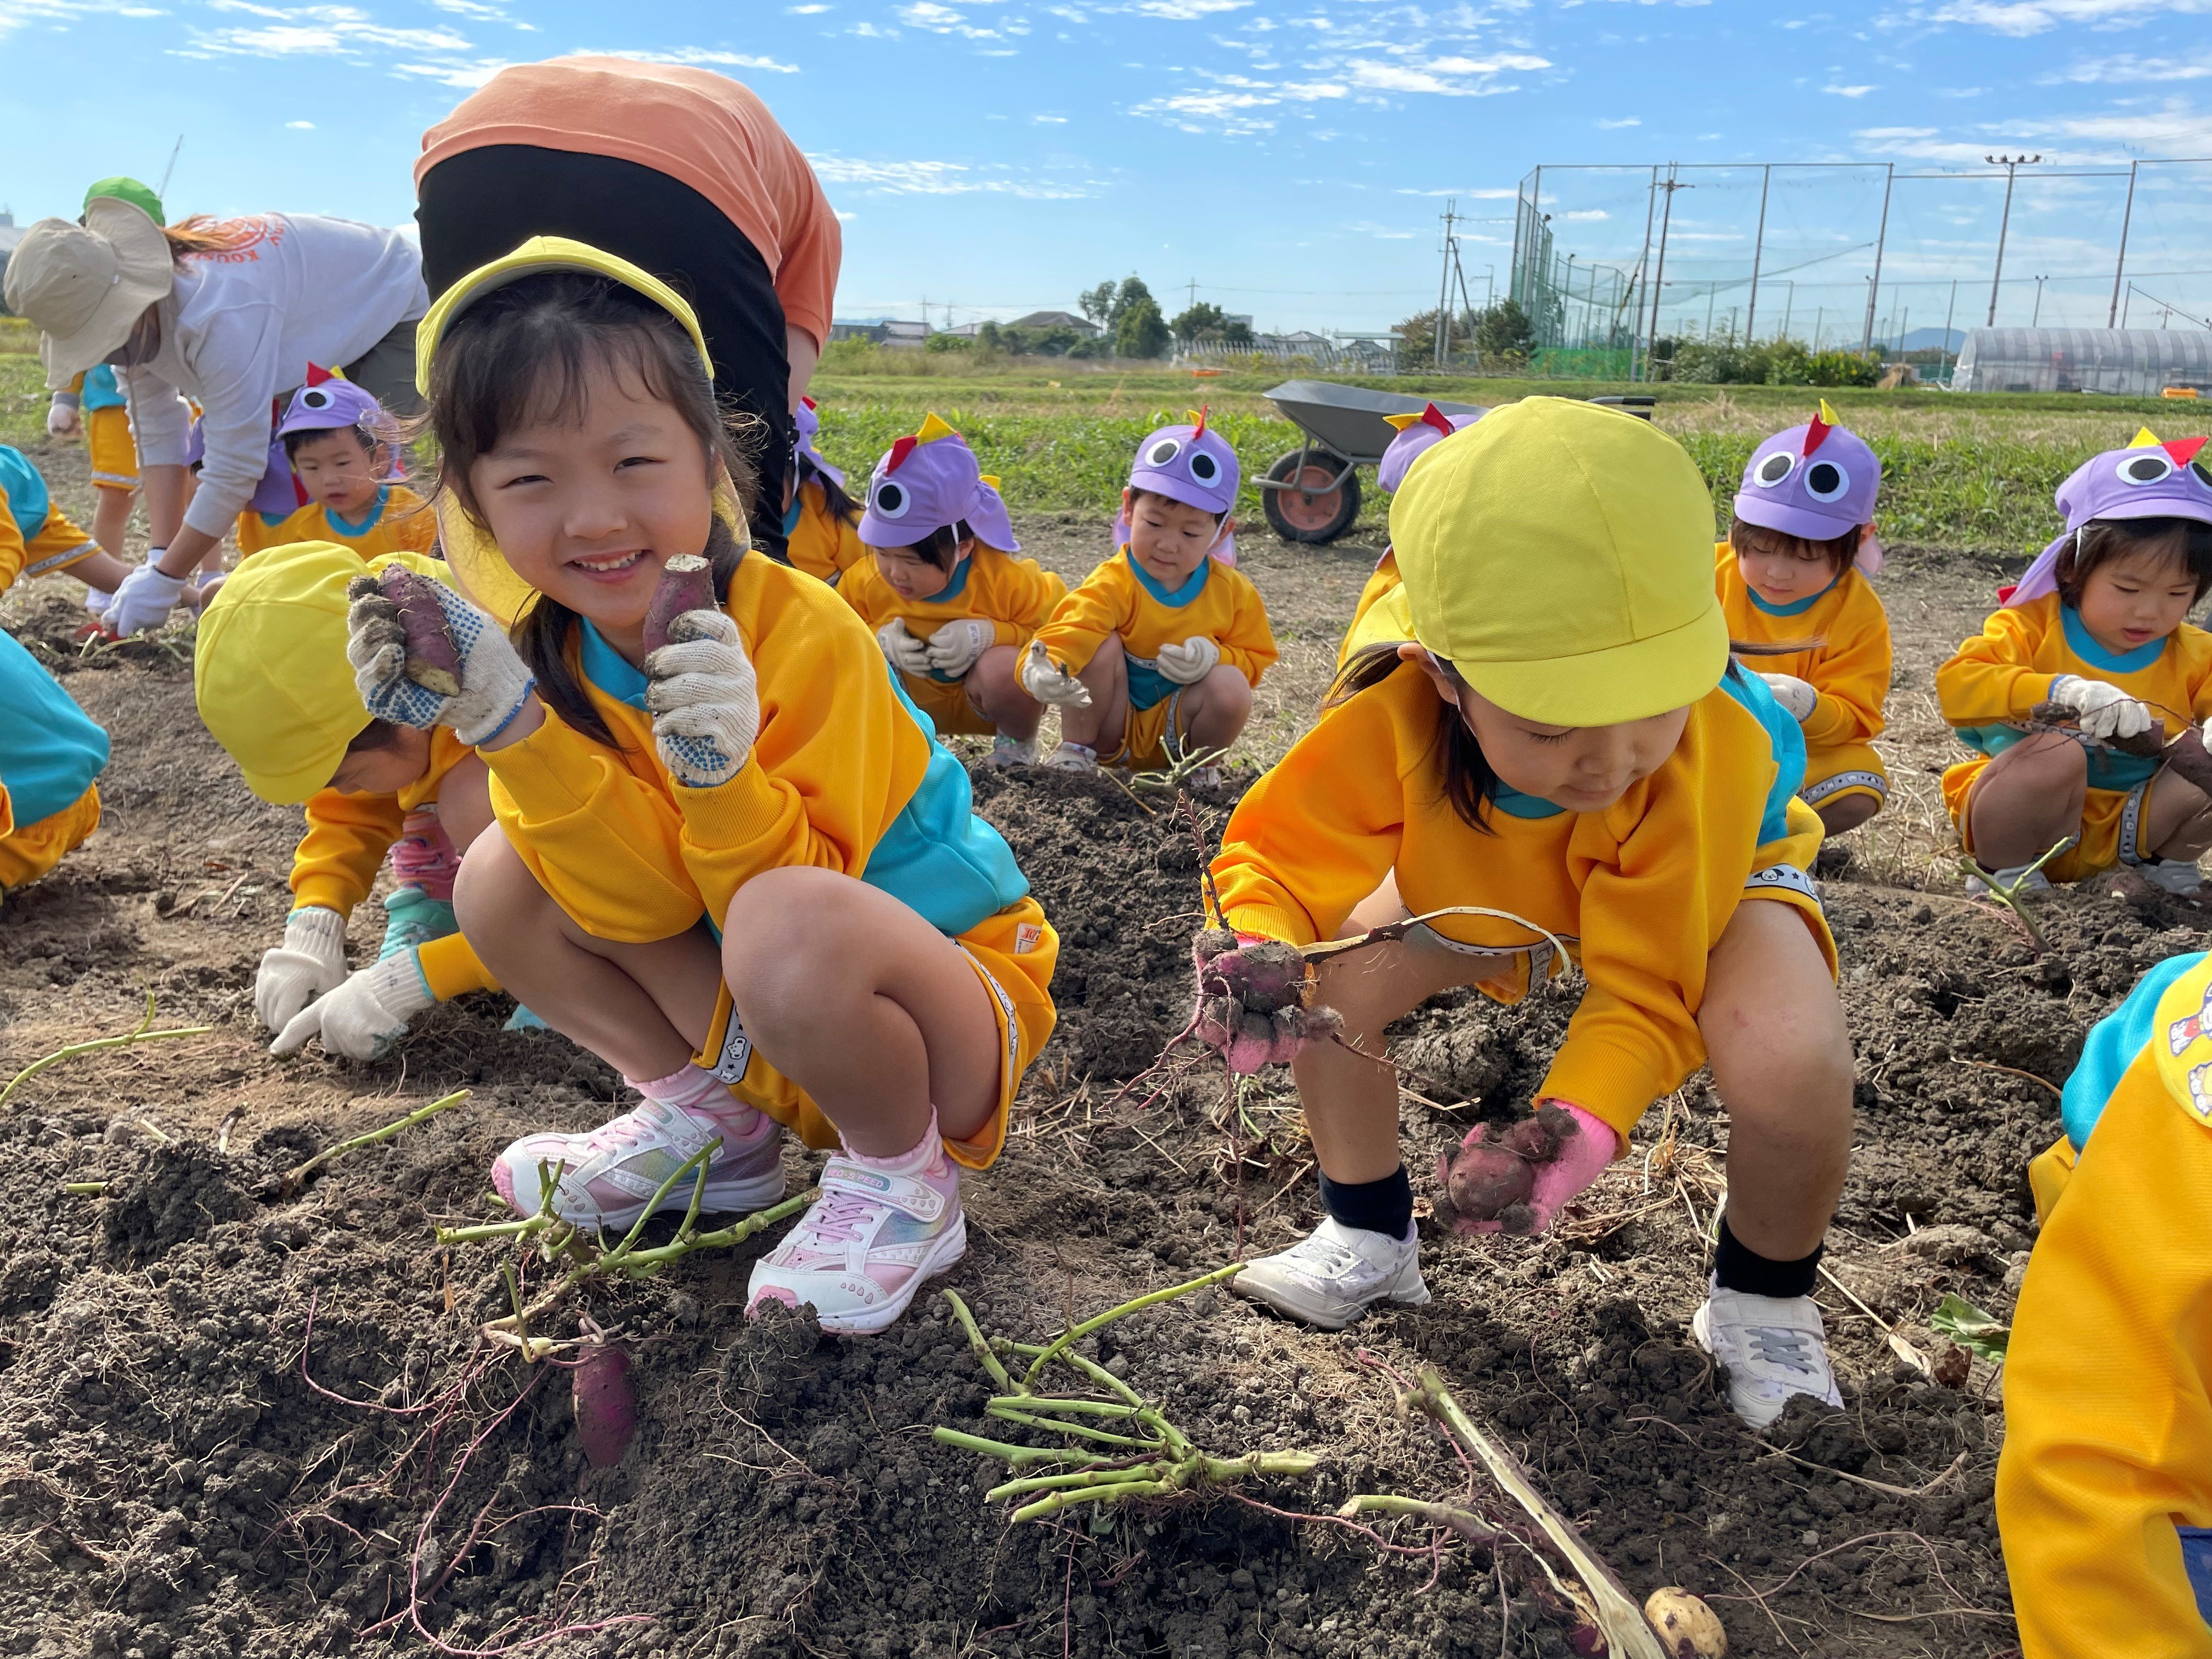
[722,867,872,1036]
[1702,905,1853,1107]
[1815,793,1879,837]
[453,827,546,936]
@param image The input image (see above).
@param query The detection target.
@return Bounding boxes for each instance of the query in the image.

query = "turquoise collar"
[1490,781,1566,820]
[1123,546,1210,608]
[2062,603,2168,675]
[579,619,649,710]
[781,494,803,537]
[326,487,391,539]
[932,553,975,604]
[1746,571,1840,617]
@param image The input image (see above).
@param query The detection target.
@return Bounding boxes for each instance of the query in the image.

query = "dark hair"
[1130,486,1228,529]
[801,454,864,529]
[283,422,378,464]
[904,520,973,572]
[2055,516,2212,608]
[1729,517,1859,578]
[346,718,405,754]
[1327,643,1501,833]
[421,270,761,751]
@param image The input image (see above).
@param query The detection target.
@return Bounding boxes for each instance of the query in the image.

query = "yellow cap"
[414,236,733,627]
[1389,397,1726,726]
[193,544,450,804]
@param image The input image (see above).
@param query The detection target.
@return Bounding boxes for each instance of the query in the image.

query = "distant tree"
[1392,306,1478,363]
[1472,300,1537,362]
[1078,281,1118,328]
[1112,276,1154,330]
[1221,317,1255,346]
[1172,301,1229,343]
[1114,296,1172,360]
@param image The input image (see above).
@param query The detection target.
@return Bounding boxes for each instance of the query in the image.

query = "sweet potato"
[643,554,716,656]
[2030,697,2212,795]
[572,1343,636,1470]
[380,566,463,697]
[1441,1132,1536,1219]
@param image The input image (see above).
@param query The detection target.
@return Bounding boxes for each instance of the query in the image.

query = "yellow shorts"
[20,513,95,580]
[901,670,998,739]
[1801,740,1888,815]
[86,407,137,492]
[1100,688,1188,771]
[0,784,100,890]
[2028,1134,2077,1226]
[691,895,1059,1171]
[1945,757,2155,883]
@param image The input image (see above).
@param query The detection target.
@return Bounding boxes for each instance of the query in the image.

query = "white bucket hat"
[2,198,174,390]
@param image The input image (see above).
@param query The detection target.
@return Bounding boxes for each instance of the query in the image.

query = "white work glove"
[347,574,535,745]
[1156,635,1222,686]
[926,618,993,678]
[1020,640,1092,708]
[83,585,114,616]
[256,906,349,1031]
[2050,674,2155,742]
[646,608,759,789]
[272,951,434,1059]
[102,558,188,636]
[876,619,934,679]
[47,398,80,438]
[1759,673,1818,723]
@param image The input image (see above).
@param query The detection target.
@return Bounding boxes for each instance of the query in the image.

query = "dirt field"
[1,433,2180,1659]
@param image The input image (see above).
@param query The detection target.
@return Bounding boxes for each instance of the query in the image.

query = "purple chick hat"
[793,395,846,490]
[856,413,1019,552]
[2004,429,2212,607]
[1379,404,1478,494]
[1120,410,1241,563]
[1734,405,1882,557]
[276,367,390,442]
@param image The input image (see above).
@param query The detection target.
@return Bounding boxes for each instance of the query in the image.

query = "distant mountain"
[1899,327,1966,353]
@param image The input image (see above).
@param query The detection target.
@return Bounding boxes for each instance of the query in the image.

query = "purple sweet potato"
[380,566,463,697]
[572,1343,636,1470]
[2030,697,2212,796]
[1443,1131,1536,1219]
[642,554,715,656]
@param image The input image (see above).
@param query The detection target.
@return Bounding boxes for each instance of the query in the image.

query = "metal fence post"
[2108,160,2139,329]
[1861,162,1893,352]
[1746,164,1771,341]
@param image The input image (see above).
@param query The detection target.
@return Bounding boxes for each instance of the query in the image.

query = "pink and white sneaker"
[746,1124,967,1335]
[492,1090,786,1231]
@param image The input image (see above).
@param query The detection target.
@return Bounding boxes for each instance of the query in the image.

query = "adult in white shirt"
[3,198,428,634]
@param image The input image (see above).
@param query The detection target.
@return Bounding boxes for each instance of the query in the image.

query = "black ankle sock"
[1318,1165,1414,1240]
[1714,1215,1822,1299]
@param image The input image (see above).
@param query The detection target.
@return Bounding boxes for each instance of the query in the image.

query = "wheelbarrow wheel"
[1263,452,1361,545]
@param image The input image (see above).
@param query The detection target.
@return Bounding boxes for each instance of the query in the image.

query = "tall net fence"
[1511,159,2212,381]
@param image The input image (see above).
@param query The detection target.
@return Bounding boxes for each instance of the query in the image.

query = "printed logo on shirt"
[1014,922,1043,956]
[180,216,286,266]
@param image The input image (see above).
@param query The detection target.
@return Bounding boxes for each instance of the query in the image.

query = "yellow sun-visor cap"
[1389,396,1726,727]
[415,237,733,628]
[194,543,451,805]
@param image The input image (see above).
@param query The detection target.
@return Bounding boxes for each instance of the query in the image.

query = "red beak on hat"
[1802,409,1833,456]
[1419,402,1453,437]
[886,435,918,473]
[2163,436,2208,467]
[304,363,334,387]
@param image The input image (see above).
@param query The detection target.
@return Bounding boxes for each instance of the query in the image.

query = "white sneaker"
[746,1146,967,1335]
[492,1099,786,1231]
[987,734,1038,769]
[1691,1279,1843,1428]
[1043,741,1098,772]
[2142,858,2207,895]
[1965,863,2053,898]
[1232,1217,1430,1330]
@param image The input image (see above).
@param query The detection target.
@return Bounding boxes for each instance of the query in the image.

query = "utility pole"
[1943,278,1959,381]
[156,134,185,201]
[1862,162,1894,352]
[1629,165,1658,381]
[1780,281,1794,344]
[2109,159,2138,329]
[1435,198,1460,369]
[1187,277,1199,313]
[1745,163,1771,341]
[1985,153,2042,328]
[1645,166,1691,374]
[2032,275,2046,328]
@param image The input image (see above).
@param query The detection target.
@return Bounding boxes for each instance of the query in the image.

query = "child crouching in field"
[1193,400,1855,1430]
[2,445,137,604]
[195,542,503,1059]
[1938,431,2212,896]
[783,397,866,585]
[0,503,110,897]
[1023,415,1277,782]
[256,370,436,563]
[838,414,1063,766]
[1996,947,2212,1654]
[348,239,1059,1335]
[1716,403,1893,839]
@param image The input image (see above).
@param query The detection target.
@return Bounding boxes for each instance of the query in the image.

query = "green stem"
[988,1460,1171,1502]
[602,1141,717,1262]
[2,989,212,1111]
[283,1090,468,1194]
[946,1290,1015,1391]
[614,1188,817,1271]
[1020,1263,1244,1389]
[1337,1493,1499,1538]
[931,1427,1107,1468]
[1008,1480,1165,1522]
[437,1213,553,1245]
[988,1407,1158,1449]
[62,1181,106,1196]
[1008,1341,1141,1406]
[987,1395,1142,1419]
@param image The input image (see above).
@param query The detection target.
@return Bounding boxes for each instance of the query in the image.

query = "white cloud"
[1895,0,2212,34]
[1560,208,1609,220]
[1392,187,1520,197]
[1033,112,1068,121]
[285,118,314,127]
[180,8,471,59]
[1596,116,1641,128]
[1118,0,1251,14]
[805,153,1103,198]
[392,54,509,86]
[788,1,831,8]
[591,46,800,71]
[0,0,164,35]
[1824,82,1877,96]
[1351,221,1418,239]
[2055,53,2212,83]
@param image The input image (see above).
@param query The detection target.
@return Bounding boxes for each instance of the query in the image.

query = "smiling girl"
[346,239,1058,1335]
[1022,416,1276,782]
[1190,399,1855,1430]
[1939,430,2212,896]
[836,415,1064,767]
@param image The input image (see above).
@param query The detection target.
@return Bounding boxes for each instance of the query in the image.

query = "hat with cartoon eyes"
[793,395,846,490]
[2003,427,2212,607]
[1128,409,1239,517]
[276,364,389,441]
[1379,403,1479,494]
[857,412,1019,552]
[1733,400,1881,544]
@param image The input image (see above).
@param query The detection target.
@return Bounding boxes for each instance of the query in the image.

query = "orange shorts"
[691,895,1058,1171]
[0,784,100,890]
[1945,757,2155,883]
[87,407,138,492]
[901,670,1000,739]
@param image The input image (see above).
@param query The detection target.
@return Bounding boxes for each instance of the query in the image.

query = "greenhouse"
[1953,328,2212,396]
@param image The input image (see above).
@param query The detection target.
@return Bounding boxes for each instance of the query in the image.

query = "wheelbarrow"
[1257,380,1488,545]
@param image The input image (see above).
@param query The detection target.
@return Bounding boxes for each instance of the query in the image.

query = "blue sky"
[5,0,2212,336]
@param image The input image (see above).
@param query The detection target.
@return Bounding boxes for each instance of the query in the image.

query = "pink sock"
[628,1064,769,1146]
[841,1108,947,1177]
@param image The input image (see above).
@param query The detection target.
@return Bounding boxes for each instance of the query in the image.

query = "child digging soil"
[1939,430,2212,898]
[348,240,1059,1335]
[1191,398,1857,1431]
[783,396,866,585]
